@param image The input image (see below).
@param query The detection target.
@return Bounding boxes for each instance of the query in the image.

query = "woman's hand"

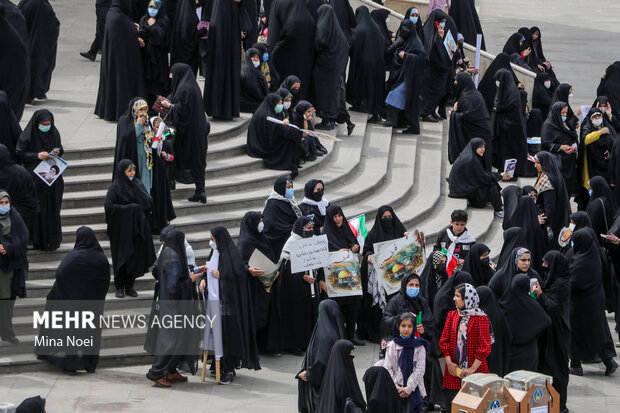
[537,64,546,72]
[138,37,145,47]
[38,151,49,160]
[437,26,445,38]
[560,144,573,154]
[532,283,542,296]
[398,50,405,59]
[500,172,511,181]
[518,82,525,89]
[351,244,360,253]
[538,214,547,225]
[0,244,6,255]
[249,267,265,277]
[147,17,156,26]
[137,113,147,125]
[297,371,308,381]
[600,127,611,135]
[199,279,206,294]
[417,324,425,335]
[303,274,315,284]
[190,271,201,282]
[446,360,458,377]
[282,119,289,126]
[398,387,409,398]
[211,269,220,279]
[461,367,476,377]
[319,280,328,294]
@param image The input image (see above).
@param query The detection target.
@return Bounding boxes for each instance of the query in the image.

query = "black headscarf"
[448,0,485,49]
[494,68,523,127]
[498,273,551,346]
[298,299,345,412]
[535,151,571,236]
[597,61,620,120]
[384,272,436,340]
[549,84,578,130]
[107,159,152,211]
[363,366,401,413]
[489,247,541,299]
[240,47,269,112]
[478,52,519,114]
[501,185,522,229]
[315,339,366,413]
[433,270,474,330]
[18,0,60,100]
[300,178,329,230]
[0,90,22,160]
[363,205,407,255]
[16,396,45,413]
[16,109,63,171]
[322,205,359,251]
[586,176,617,235]
[448,72,492,167]
[476,285,511,376]
[502,32,523,55]
[0,2,28,122]
[498,227,527,269]
[540,250,570,326]
[532,72,554,118]
[403,7,424,42]
[448,138,499,197]
[462,243,494,287]
[529,26,546,62]
[211,226,261,370]
[237,211,276,263]
[510,196,547,273]
[370,9,391,47]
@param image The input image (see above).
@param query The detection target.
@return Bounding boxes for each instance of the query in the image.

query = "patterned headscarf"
[149,0,162,9]
[131,99,154,170]
[455,283,492,369]
[432,250,446,265]
[457,283,487,319]
[131,99,148,118]
[514,248,530,267]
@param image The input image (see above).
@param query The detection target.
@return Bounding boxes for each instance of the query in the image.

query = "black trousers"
[114,265,136,291]
[0,299,15,340]
[443,388,460,412]
[87,3,109,55]
[334,296,361,340]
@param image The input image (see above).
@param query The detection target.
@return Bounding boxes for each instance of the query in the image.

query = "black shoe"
[402,127,420,135]
[125,288,138,298]
[420,115,439,123]
[346,122,355,136]
[4,337,19,345]
[115,289,125,298]
[80,51,96,62]
[604,358,618,376]
[569,365,583,376]
[63,368,77,376]
[350,338,366,346]
[424,403,435,412]
[382,120,395,127]
[431,112,443,120]
[188,192,206,203]
[368,114,382,123]
[219,372,234,385]
[315,120,335,130]
[86,368,96,373]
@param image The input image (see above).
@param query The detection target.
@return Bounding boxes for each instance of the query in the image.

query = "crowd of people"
[2,0,620,413]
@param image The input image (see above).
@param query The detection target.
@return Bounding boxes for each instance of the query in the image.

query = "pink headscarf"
[426,0,450,17]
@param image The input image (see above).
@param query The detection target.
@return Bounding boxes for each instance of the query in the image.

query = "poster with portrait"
[249,250,280,292]
[323,251,362,298]
[34,154,67,186]
[371,236,426,296]
[443,30,457,60]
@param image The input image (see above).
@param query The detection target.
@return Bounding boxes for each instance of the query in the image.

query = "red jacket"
[439,310,492,390]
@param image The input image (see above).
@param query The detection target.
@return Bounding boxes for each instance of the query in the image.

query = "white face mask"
[569,223,576,231]
[544,81,551,89]
[385,17,389,23]
[209,240,217,250]
[569,93,574,99]
[601,107,607,114]
[304,113,312,120]
[283,101,291,110]
[592,118,603,127]
[252,60,260,68]
[495,81,500,88]
[257,221,264,233]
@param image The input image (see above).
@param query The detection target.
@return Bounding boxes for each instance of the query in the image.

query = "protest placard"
[371,236,426,296]
[289,235,329,273]
[324,250,362,298]
[34,154,67,186]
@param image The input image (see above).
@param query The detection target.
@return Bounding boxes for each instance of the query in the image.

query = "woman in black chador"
[18,0,59,103]
[166,63,210,203]
[169,0,204,75]
[240,48,269,113]
[95,0,146,121]
[0,144,38,236]
[105,160,156,299]
[0,3,28,122]
[36,227,110,374]
[15,110,63,251]
[477,52,520,115]
[476,285,510,376]
[0,91,23,161]
[138,0,170,107]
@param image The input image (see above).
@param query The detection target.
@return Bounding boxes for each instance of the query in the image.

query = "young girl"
[384,312,429,413]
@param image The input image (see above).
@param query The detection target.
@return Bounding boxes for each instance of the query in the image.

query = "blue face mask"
[128,176,134,181]
[275,104,284,114]
[570,240,574,249]
[409,16,418,24]
[588,188,593,197]
[262,52,269,62]
[38,124,51,133]
[406,287,420,298]
[0,205,10,215]
[561,115,567,122]
[257,221,264,233]
[399,333,410,339]
[148,7,158,17]
[439,22,446,29]
[284,187,295,199]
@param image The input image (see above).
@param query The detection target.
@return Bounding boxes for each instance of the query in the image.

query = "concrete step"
[24,276,155,299]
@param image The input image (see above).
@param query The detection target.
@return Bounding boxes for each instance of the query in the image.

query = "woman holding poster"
[16,109,63,251]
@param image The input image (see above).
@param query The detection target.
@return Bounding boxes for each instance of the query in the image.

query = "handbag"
[152,96,170,116]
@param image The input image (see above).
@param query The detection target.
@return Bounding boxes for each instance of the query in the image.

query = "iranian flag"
[441,247,459,276]
[348,214,367,250]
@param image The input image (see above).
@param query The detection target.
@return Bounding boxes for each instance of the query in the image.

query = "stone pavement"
[3,0,620,412]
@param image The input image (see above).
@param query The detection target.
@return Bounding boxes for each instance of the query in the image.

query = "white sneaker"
[494,210,504,219]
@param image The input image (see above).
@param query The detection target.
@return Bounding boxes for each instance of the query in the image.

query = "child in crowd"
[433,209,476,265]
[384,312,429,413]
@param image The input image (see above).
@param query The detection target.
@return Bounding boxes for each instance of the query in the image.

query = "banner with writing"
[289,235,330,273]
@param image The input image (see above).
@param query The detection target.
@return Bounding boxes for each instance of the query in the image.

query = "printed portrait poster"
[34,154,67,186]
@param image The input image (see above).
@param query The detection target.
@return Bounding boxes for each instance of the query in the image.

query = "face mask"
[381,217,393,228]
[290,88,300,95]
[570,240,574,249]
[439,22,446,29]
[284,187,295,199]
[409,16,418,24]
[569,223,576,231]
[209,240,217,250]
[544,81,551,89]
[311,189,323,202]
[588,188,593,197]
[252,60,260,68]
[435,263,447,274]
[569,93,574,99]
[400,29,411,40]
[304,113,312,120]
[38,124,51,133]
[400,333,410,339]
[385,17,389,23]
[601,107,607,114]
[283,101,291,110]
[406,287,420,298]
[303,229,313,238]
[0,205,10,215]
[480,257,490,265]
[275,104,284,114]
[495,81,500,88]
[257,221,264,233]
[592,118,603,127]
[128,176,134,181]
[262,52,269,62]
[148,7,158,17]
[561,115,567,122]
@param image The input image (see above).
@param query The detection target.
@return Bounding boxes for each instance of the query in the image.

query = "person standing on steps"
[80,0,111,62]
[105,160,157,299]
[15,110,63,251]
[0,190,28,345]
[160,63,210,203]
